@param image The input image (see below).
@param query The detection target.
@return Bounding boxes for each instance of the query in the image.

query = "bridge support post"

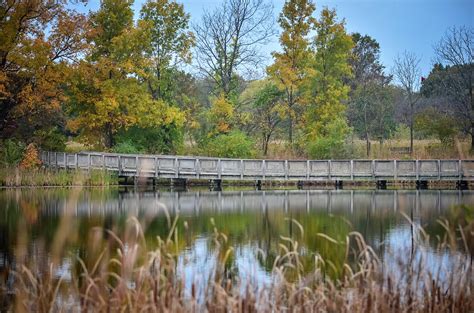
[376,180,387,190]
[118,176,130,186]
[416,180,428,190]
[171,178,188,188]
[456,180,468,190]
[209,179,222,191]
[297,180,304,189]
[335,180,343,189]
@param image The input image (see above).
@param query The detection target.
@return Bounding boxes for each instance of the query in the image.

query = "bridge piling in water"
[376,180,387,189]
[416,180,428,190]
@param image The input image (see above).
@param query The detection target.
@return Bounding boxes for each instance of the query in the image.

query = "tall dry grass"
[6,202,474,312]
[0,167,117,187]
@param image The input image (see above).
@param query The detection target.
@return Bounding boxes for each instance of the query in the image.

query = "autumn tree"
[194,0,275,97]
[0,0,88,145]
[67,0,184,149]
[393,51,421,154]
[267,0,315,144]
[304,8,353,144]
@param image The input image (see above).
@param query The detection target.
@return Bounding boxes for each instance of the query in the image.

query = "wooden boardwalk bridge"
[41,151,474,188]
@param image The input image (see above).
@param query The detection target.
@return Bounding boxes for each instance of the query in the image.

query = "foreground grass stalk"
[7,202,474,312]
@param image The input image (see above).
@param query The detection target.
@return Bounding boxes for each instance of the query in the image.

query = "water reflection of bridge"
[51,190,474,216]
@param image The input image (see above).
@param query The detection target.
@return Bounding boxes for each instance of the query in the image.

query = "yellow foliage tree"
[267,0,316,144]
[207,94,235,137]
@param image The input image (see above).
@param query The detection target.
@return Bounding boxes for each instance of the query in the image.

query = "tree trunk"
[105,123,114,149]
[263,135,270,156]
[288,118,293,144]
[471,128,474,152]
[366,136,370,158]
[410,102,414,155]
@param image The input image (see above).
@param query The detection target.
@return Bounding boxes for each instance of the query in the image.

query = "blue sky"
[76,0,473,77]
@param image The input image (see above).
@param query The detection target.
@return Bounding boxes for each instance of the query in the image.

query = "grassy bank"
[0,167,117,187]
[7,204,473,312]
[261,139,473,160]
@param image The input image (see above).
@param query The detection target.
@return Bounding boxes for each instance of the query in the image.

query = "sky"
[76,0,474,77]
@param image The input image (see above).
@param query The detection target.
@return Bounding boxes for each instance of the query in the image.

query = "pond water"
[0,187,473,297]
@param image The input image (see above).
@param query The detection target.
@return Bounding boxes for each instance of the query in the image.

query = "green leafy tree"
[349,33,390,90]
[304,8,353,146]
[348,83,397,156]
[267,0,316,144]
[140,0,194,101]
[240,80,284,155]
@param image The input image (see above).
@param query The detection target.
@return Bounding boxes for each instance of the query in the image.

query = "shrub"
[201,130,255,158]
[33,127,67,151]
[307,118,352,159]
[0,139,25,166]
[19,143,41,169]
[112,140,143,154]
[415,108,459,145]
[115,125,183,154]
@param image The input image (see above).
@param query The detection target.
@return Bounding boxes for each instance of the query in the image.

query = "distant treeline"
[0,0,472,162]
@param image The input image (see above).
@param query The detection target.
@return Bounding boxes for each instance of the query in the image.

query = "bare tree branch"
[193,0,275,96]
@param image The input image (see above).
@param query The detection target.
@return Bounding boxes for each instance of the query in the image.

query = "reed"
[0,167,117,187]
[6,203,474,312]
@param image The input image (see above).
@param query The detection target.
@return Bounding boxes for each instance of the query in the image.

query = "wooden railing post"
[438,160,441,180]
[328,160,332,180]
[118,155,122,175]
[306,160,310,180]
[416,159,419,181]
[350,160,354,180]
[394,160,397,180]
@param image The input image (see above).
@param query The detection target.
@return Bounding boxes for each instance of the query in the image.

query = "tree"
[239,80,283,155]
[347,33,393,156]
[267,0,315,144]
[193,0,275,97]
[348,83,397,156]
[349,33,391,89]
[67,0,185,149]
[433,26,474,151]
[304,8,353,144]
[415,107,459,145]
[0,0,88,145]
[140,0,194,101]
[393,51,421,154]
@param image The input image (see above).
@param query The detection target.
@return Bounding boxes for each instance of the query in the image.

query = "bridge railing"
[40,151,474,181]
